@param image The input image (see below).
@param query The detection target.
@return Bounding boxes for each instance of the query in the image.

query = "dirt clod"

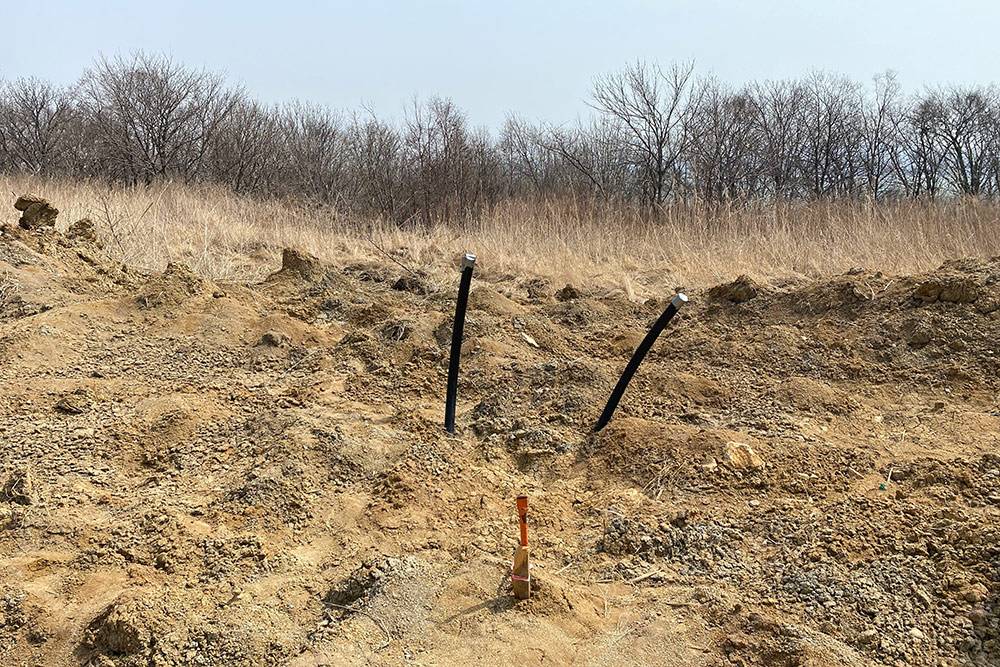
[555,284,580,301]
[279,247,323,280]
[66,218,99,245]
[2,469,34,505]
[14,194,59,230]
[258,330,290,347]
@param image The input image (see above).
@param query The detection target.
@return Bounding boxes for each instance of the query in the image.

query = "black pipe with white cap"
[594,293,688,432]
[445,252,477,433]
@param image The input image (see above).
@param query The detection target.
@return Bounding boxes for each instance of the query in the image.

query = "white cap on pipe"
[461,252,477,270]
[671,293,689,308]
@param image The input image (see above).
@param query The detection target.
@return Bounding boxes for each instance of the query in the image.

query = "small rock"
[915,278,979,304]
[722,442,764,470]
[13,194,45,211]
[54,394,89,414]
[907,321,934,347]
[909,627,925,640]
[699,456,718,473]
[961,584,989,604]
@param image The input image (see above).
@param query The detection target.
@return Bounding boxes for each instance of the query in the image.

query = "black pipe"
[594,293,688,432]
[445,253,477,433]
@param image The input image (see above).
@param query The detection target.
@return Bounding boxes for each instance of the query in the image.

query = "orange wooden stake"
[512,495,530,599]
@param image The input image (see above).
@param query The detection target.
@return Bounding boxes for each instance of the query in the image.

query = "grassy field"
[4,175,999,294]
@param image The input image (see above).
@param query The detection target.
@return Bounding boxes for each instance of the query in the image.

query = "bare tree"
[402,97,490,224]
[278,101,352,204]
[798,72,862,198]
[928,86,998,195]
[0,78,77,174]
[6,53,1000,215]
[747,80,808,199]
[859,72,901,200]
[346,111,406,219]
[590,61,696,206]
[687,79,763,204]
[80,53,238,183]
[209,98,281,195]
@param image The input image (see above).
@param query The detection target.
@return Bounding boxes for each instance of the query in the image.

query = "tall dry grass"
[3,175,999,296]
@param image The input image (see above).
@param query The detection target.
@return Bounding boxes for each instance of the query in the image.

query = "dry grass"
[4,175,999,296]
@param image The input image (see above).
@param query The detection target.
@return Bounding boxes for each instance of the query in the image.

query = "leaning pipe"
[445,253,477,433]
[594,293,688,432]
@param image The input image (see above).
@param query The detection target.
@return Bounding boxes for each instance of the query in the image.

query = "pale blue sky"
[3,1,997,127]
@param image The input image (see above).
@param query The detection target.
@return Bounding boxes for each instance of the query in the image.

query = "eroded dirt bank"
[1,220,999,666]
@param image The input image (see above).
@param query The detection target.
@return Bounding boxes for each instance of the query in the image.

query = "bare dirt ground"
[1,214,999,666]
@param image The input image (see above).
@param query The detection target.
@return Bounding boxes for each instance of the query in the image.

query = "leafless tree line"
[3,54,1000,222]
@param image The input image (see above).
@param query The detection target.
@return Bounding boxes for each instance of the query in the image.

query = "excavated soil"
[1,220,999,667]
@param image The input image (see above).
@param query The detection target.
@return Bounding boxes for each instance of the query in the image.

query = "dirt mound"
[136,262,208,309]
[707,274,761,302]
[0,213,135,320]
[2,248,1000,666]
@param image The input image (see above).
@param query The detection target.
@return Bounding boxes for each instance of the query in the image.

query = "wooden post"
[512,495,530,600]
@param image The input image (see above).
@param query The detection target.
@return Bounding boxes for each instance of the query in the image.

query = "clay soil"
[1,221,999,667]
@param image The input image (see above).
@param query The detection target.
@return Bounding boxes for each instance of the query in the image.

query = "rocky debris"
[600,515,741,567]
[326,557,401,609]
[314,555,436,644]
[1,469,33,505]
[54,389,91,414]
[0,271,20,316]
[65,217,99,245]
[14,194,58,230]
[200,535,269,583]
[508,424,567,464]
[85,596,157,656]
[1,589,27,629]
[915,277,980,304]
[555,284,580,301]
[906,318,935,346]
[602,499,1000,666]
[222,463,314,529]
[523,276,552,300]
[708,274,759,303]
